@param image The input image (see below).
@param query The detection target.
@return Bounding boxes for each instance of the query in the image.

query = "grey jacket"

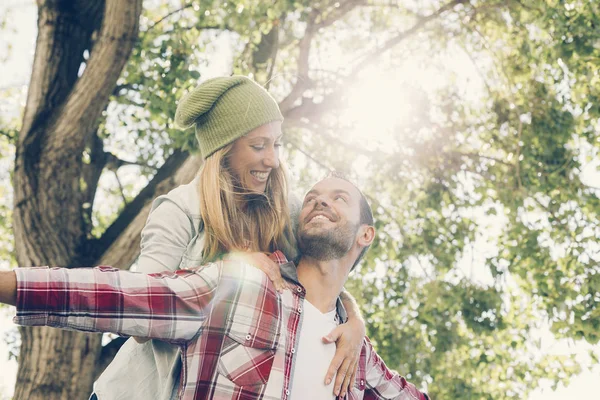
[94,176,205,400]
[94,176,299,399]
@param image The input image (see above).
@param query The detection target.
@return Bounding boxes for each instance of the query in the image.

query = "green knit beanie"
[174,76,283,159]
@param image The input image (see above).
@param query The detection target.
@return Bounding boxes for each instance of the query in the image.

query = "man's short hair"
[326,171,374,270]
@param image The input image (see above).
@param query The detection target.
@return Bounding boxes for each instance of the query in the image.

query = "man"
[0,174,430,400]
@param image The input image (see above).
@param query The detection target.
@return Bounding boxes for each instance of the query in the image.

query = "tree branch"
[283,0,468,123]
[314,0,367,30]
[288,140,331,172]
[278,0,367,106]
[278,12,318,114]
[286,118,378,158]
[81,132,107,234]
[113,170,128,205]
[278,1,368,113]
[161,23,233,36]
[515,118,523,191]
[92,151,201,268]
[145,4,194,32]
[104,152,156,171]
[13,0,142,268]
[0,130,16,142]
[111,83,134,97]
[53,0,142,149]
[454,151,515,167]
[347,0,468,83]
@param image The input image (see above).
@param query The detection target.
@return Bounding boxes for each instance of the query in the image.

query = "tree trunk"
[15,328,103,400]
[12,1,143,398]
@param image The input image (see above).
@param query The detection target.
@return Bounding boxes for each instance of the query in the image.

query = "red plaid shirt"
[14,252,430,400]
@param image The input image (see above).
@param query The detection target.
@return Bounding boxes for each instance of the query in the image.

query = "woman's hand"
[322,316,365,398]
[224,252,289,293]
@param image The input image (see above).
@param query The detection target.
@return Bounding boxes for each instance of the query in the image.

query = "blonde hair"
[198,143,296,262]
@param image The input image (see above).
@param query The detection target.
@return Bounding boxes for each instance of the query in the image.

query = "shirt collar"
[271,251,348,323]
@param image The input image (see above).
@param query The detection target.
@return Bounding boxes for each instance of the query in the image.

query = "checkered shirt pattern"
[14,252,430,400]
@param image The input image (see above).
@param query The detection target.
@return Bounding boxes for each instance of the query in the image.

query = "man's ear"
[357,225,375,247]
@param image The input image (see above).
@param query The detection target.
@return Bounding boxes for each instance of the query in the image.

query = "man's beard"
[298,220,359,261]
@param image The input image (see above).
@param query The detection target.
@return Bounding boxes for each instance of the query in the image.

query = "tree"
[2,0,599,399]
[12,1,147,398]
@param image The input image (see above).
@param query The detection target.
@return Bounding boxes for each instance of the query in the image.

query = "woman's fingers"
[332,357,352,397]
[323,323,364,397]
[324,347,344,386]
[340,359,358,398]
[239,252,287,293]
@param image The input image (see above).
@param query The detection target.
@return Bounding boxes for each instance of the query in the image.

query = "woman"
[93,76,365,399]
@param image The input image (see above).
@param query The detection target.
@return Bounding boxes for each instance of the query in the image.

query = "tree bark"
[13,1,143,398]
[95,153,201,268]
[16,328,103,400]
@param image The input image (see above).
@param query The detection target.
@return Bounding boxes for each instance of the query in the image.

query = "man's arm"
[0,271,16,305]
[9,264,220,342]
[362,337,431,400]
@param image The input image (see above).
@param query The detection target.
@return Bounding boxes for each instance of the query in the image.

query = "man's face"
[297,177,363,260]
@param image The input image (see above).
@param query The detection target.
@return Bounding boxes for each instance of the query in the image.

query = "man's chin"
[299,223,333,235]
[298,233,333,252]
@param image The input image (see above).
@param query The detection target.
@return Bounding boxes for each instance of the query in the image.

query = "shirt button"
[298,307,302,313]
[296,287,302,292]
[360,379,365,385]
[246,334,251,340]
[291,348,295,353]
[285,390,290,395]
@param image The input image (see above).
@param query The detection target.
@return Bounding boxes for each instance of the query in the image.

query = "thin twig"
[314,0,367,30]
[146,4,195,32]
[288,140,331,172]
[278,13,318,113]
[454,151,514,167]
[161,24,231,36]
[515,118,523,192]
[113,170,128,205]
[284,0,468,121]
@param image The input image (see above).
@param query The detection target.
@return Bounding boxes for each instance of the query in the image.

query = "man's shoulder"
[182,259,271,285]
[220,259,272,284]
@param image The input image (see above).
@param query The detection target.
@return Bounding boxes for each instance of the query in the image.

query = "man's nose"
[314,195,330,208]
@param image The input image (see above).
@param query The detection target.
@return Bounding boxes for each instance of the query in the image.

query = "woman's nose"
[263,146,280,169]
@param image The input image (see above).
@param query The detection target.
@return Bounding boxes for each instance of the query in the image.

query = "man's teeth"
[251,171,269,181]
[310,215,330,223]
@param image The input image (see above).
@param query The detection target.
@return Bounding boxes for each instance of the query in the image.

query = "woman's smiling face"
[227,121,283,194]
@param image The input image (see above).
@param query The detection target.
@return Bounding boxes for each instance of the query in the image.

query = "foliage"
[1,0,600,399]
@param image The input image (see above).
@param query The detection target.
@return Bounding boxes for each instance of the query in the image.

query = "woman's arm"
[133,196,197,342]
[323,288,366,397]
[136,200,194,273]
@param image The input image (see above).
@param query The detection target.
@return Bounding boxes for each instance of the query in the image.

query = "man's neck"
[296,257,350,313]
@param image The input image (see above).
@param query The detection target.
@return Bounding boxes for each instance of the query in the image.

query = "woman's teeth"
[251,171,269,181]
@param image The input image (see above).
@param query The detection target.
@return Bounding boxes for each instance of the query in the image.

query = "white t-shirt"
[290,299,340,399]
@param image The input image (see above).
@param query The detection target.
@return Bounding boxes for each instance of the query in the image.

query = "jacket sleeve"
[137,196,196,274]
[363,337,431,400]
[13,264,220,342]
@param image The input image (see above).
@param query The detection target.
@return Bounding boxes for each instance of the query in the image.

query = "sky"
[0,1,598,398]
